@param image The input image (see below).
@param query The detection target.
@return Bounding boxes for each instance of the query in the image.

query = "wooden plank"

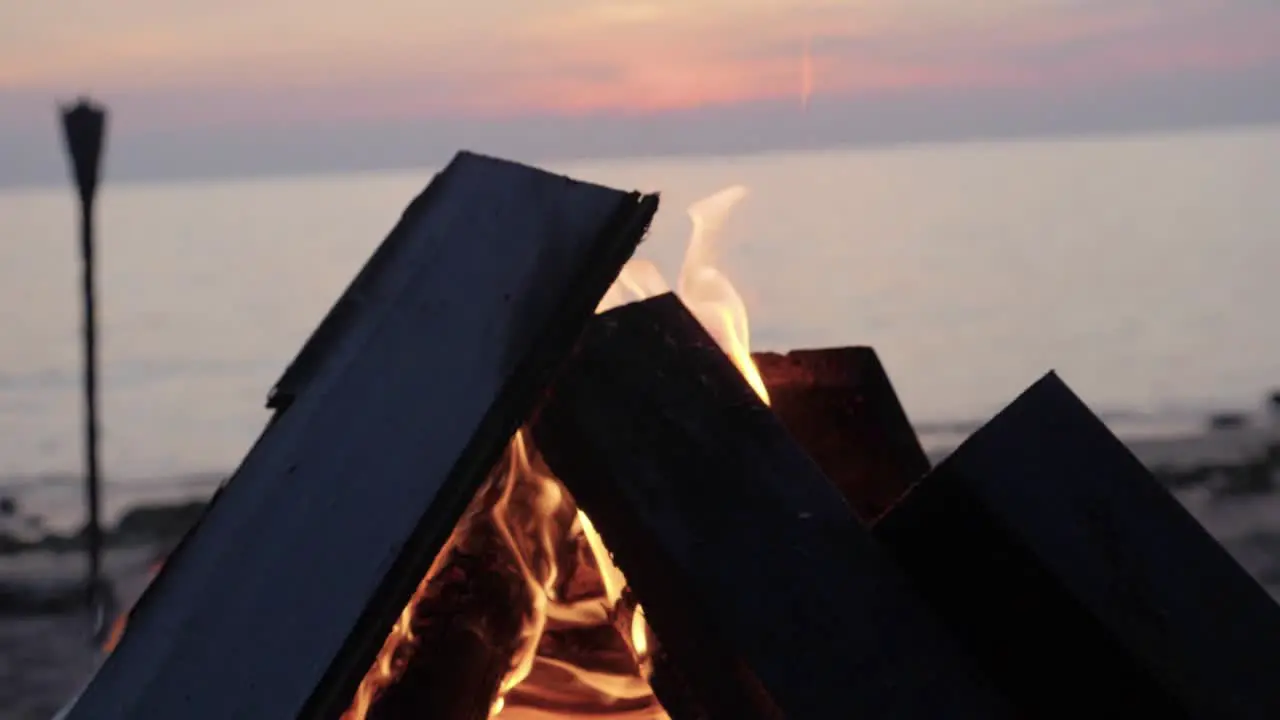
[532,294,1015,719]
[874,372,1280,719]
[754,347,930,522]
[66,152,658,720]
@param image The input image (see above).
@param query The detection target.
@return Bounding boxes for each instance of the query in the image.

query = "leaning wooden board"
[67,152,658,720]
[875,373,1280,719]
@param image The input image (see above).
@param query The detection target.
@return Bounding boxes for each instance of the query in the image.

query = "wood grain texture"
[66,152,658,720]
[754,347,930,522]
[533,294,1014,720]
[875,372,1280,719]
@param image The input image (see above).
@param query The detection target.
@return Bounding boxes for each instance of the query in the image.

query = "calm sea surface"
[2,127,1279,527]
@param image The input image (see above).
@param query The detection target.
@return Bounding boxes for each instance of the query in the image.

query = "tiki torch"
[59,98,110,636]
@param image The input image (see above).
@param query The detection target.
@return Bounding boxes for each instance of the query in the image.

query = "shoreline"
[4,409,1278,545]
[2,419,1276,565]
[2,407,1277,615]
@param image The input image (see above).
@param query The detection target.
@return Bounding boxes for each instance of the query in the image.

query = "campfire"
[107,186,768,719]
[342,186,766,720]
[77,153,1280,720]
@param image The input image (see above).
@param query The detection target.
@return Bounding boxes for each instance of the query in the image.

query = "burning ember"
[346,185,768,719]
[104,186,766,720]
[101,558,165,654]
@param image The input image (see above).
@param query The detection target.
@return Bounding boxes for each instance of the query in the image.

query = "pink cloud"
[9,1,1279,127]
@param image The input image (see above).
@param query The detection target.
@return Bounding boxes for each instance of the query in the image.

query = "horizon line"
[5,117,1279,194]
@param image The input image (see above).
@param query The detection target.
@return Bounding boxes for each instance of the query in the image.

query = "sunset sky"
[3,0,1279,184]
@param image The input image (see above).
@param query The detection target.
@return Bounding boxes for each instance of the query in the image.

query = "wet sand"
[0,547,157,720]
[1,614,101,720]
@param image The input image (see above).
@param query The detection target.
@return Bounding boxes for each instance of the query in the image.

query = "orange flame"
[101,612,129,655]
[601,185,769,403]
[676,186,769,403]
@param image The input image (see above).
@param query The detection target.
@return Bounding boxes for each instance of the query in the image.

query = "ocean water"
[1,126,1279,529]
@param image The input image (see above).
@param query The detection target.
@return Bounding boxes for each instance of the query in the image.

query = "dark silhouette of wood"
[754,347,930,522]
[645,639,714,720]
[375,624,503,720]
[64,152,658,720]
[532,293,1014,720]
[874,372,1280,719]
[59,98,108,624]
[365,550,519,720]
[361,475,524,720]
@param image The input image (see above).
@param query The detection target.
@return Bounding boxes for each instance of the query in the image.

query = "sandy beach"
[0,547,156,720]
[4,423,1280,718]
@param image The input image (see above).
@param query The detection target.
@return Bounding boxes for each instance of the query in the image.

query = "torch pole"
[78,178,102,597]
[60,98,108,630]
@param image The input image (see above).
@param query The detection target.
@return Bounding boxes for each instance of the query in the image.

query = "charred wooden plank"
[532,294,1014,720]
[645,648,712,720]
[362,478,524,720]
[365,580,510,720]
[754,347,929,522]
[874,372,1280,719]
[66,152,658,720]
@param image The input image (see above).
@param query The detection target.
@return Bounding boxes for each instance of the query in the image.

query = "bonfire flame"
[677,186,769,403]
[109,186,766,720]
